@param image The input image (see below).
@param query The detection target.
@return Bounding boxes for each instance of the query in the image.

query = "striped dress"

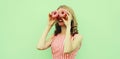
[51,34,80,59]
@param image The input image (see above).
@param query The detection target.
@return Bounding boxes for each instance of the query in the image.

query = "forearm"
[37,25,52,49]
[64,26,73,53]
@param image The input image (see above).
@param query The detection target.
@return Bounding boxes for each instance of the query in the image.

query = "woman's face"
[57,8,69,26]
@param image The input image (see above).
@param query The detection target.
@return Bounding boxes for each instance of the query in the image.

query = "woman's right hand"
[48,14,56,27]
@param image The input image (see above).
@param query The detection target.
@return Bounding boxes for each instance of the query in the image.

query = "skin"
[37,8,83,54]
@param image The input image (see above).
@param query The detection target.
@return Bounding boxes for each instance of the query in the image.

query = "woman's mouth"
[58,19,63,22]
[59,19,63,22]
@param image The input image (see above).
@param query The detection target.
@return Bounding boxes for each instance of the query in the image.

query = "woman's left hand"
[62,12,73,27]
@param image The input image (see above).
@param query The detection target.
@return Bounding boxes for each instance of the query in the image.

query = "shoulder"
[73,34,83,41]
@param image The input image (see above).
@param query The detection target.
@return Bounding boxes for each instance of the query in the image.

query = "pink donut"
[59,10,67,18]
[51,10,59,18]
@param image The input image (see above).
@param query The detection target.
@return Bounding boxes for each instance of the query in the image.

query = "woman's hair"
[54,5,78,36]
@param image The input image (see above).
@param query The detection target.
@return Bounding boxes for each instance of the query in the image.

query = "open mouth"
[59,19,63,22]
[58,18,63,23]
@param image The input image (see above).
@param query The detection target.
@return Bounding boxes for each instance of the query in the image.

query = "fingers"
[67,11,71,16]
[62,18,67,23]
[66,12,72,21]
[62,18,66,21]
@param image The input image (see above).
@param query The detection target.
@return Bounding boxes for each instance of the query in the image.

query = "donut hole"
[61,11,64,14]
[54,12,57,15]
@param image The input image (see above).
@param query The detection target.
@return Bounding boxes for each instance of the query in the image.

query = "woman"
[37,5,83,59]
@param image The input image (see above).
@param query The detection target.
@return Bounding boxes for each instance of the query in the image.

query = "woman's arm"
[37,14,56,50]
[63,12,83,54]
[37,25,53,50]
[64,25,73,53]
[64,26,83,53]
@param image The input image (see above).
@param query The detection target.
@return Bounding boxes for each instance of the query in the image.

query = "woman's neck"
[60,26,66,35]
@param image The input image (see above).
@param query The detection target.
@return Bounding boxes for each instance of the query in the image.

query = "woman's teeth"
[59,19,63,22]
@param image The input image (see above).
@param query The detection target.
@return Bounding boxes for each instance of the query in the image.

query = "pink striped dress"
[51,34,80,59]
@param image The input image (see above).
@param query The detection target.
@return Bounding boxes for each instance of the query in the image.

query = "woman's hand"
[62,12,72,27]
[48,14,56,27]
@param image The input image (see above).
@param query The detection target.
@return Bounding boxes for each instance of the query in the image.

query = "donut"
[59,10,67,18]
[51,10,59,18]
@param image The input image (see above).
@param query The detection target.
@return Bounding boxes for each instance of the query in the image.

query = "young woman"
[37,5,83,59]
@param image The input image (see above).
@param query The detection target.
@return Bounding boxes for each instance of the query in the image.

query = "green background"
[0,0,120,59]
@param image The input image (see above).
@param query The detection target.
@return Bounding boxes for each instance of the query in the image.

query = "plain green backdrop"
[0,0,120,59]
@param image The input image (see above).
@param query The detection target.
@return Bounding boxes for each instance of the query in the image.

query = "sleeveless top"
[51,34,81,59]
